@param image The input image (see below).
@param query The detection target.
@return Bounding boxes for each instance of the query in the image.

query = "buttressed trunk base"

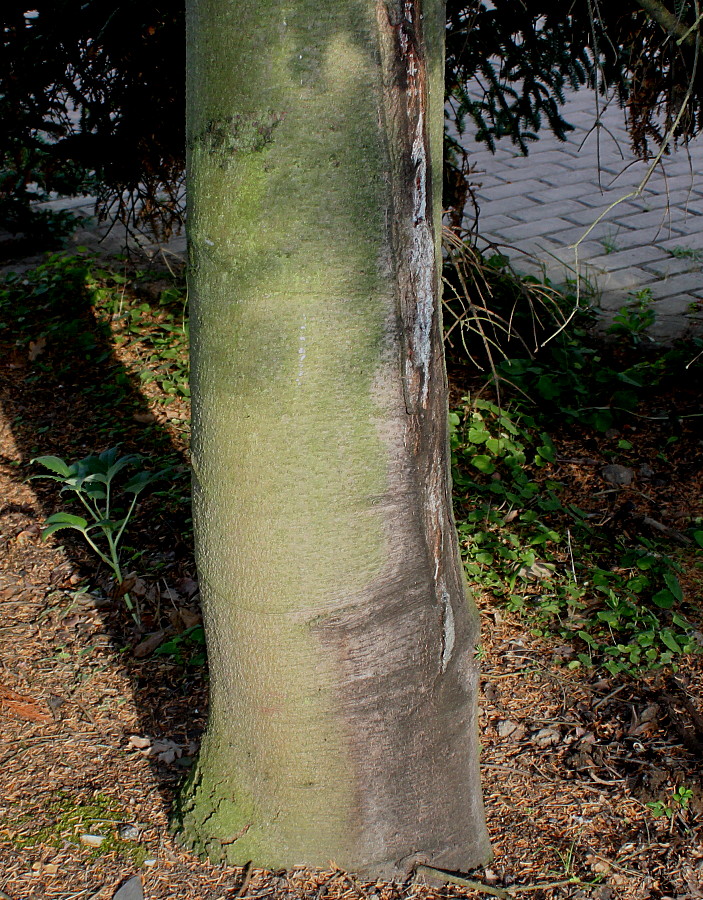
[178,0,491,878]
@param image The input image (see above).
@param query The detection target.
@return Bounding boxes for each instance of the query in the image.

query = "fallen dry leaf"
[149,739,183,764]
[28,336,47,361]
[497,719,521,738]
[128,735,152,752]
[0,684,52,723]
[127,734,183,764]
[133,411,157,425]
[133,627,172,658]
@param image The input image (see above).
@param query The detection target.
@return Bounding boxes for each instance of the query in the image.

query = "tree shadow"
[0,249,205,831]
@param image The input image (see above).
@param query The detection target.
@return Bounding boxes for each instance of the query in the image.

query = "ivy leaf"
[471,455,495,474]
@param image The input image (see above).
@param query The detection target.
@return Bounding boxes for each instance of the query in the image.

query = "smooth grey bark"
[177,0,491,878]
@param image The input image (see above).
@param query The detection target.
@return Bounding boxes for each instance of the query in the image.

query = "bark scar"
[377,0,436,415]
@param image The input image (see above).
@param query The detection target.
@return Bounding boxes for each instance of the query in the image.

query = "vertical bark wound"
[378,0,458,674]
[378,0,435,414]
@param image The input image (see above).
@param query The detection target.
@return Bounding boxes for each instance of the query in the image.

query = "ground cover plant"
[444,233,703,677]
[0,250,701,898]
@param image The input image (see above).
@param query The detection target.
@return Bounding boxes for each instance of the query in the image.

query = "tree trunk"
[177,0,491,878]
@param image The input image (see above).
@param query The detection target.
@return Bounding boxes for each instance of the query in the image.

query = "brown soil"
[0,253,701,900]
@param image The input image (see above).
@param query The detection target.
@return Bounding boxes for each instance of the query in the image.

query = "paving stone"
[477,194,543,217]
[586,266,657,292]
[525,183,596,203]
[511,198,588,223]
[574,187,644,207]
[479,178,551,200]
[615,206,697,231]
[648,271,703,299]
[657,231,703,252]
[475,213,527,236]
[470,174,507,191]
[553,220,634,248]
[629,187,703,212]
[499,216,578,241]
[563,200,647,226]
[642,256,702,278]
[585,244,671,272]
[604,224,687,250]
[493,161,575,183]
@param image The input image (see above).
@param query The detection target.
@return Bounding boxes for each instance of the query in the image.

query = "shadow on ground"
[0,246,205,832]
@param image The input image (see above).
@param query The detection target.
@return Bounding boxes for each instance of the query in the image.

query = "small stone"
[113,876,144,899]
[80,833,105,847]
[119,824,141,841]
[143,858,157,868]
[601,464,634,486]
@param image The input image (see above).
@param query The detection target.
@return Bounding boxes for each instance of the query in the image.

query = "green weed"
[451,398,699,675]
[608,288,656,345]
[155,624,207,666]
[647,785,694,822]
[668,246,703,261]
[31,447,170,624]
[600,230,620,255]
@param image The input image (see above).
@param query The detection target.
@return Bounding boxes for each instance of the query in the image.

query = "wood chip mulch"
[0,259,702,900]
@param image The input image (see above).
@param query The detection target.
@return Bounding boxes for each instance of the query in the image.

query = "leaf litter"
[0,251,701,899]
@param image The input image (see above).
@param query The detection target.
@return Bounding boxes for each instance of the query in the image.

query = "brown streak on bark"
[376,0,436,417]
[377,0,462,677]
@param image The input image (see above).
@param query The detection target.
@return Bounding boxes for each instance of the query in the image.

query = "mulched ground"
[0,251,701,900]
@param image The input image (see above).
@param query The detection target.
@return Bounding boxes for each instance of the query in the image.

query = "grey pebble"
[113,875,143,900]
[601,463,634,486]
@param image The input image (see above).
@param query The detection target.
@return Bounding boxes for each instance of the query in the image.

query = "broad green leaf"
[42,512,89,539]
[660,630,682,654]
[652,589,675,609]
[537,435,556,461]
[536,375,561,400]
[32,455,70,477]
[471,455,495,474]
[123,471,153,495]
[82,483,107,500]
[123,467,170,496]
[42,522,86,539]
[99,447,121,467]
[664,571,684,603]
[672,612,691,630]
[693,530,703,549]
[44,512,88,528]
[468,427,489,444]
[83,472,110,485]
[93,518,118,533]
[107,455,140,480]
[474,552,494,566]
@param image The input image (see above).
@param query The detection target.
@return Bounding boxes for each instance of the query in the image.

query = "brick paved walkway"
[464,89,703,340]
[4,88,702,340]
